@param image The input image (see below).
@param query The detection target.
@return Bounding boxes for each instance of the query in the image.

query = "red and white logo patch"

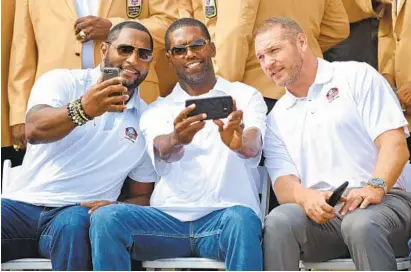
[326,87,339,102]
[125,127,138,142]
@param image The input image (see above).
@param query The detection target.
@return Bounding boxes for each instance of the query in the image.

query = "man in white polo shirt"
[88,18,267,271]
[1,22,158,270]
[254,17,411,270]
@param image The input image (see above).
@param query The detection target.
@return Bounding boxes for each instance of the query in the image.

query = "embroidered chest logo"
[127,0,142,18]
[125,127,138,142]
[326,87,340,103]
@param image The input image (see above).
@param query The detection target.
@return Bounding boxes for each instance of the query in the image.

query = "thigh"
[267,203,349,262]
[38,205,90,258]
[90,204,192,261]
[1,199,43,261]
[193,206,262,261]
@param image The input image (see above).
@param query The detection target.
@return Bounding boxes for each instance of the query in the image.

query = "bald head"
[254,17,304,43]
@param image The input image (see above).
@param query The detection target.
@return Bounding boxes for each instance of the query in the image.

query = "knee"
[90,204,128,234]
[222,206,261,233]
[264,204,307,240]
[341,212,383,242]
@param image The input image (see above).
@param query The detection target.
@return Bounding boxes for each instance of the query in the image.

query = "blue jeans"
[90,204,263,271]
[1,199,92,270]
[408,238,411,260]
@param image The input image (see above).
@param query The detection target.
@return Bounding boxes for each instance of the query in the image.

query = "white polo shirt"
[264,59,409,191]
[140,77,267,221]
[3,67,159,207]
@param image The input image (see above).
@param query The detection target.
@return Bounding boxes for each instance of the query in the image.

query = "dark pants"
[1,199,92,270]
[324,18,379,69]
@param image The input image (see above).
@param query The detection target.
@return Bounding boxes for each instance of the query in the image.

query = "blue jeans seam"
[192,230,221,238]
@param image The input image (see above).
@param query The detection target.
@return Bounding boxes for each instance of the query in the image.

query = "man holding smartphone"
[88,18,267,271]
[1,21,158,270]
[255,17,411,270]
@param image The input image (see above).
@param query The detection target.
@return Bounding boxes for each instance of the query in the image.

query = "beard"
[103,58,148,91]
[279,53,304,87]
[175,59,212,85]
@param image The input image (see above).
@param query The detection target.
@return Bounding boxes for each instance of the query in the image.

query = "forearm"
[25,105,77,144]
[236,127,262,158]
[373,140,409,190]
[274,175,308,204]
[153,133,185,162]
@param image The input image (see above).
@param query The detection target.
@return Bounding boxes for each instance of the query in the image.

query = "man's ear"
[101,42,109,60]
[296,33,308,51]
[210,41,216,58]
[165,51,174,68]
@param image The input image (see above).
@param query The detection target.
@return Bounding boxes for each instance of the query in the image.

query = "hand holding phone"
[185,96,233,120]
[102,67,125,106]
[327,181,349,207]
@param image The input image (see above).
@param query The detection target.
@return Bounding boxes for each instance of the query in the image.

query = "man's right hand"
[11,123,27,150]
[297,189,336,224]
[170,104,207,146]
[81,76,128,118]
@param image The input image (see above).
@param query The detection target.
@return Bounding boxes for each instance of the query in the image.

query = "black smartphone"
[327,181,349,207]
[102,67,124,105]
[185,96,233,120]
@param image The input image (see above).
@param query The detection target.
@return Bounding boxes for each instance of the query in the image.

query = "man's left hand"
[80,200,116,214]
[214,101,244,151]
[339,186,385,216]
[74,16,112,43]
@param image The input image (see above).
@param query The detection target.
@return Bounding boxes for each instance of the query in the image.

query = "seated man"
[1,21,158,271]
[89,18,267,271]
[254,17,411,270]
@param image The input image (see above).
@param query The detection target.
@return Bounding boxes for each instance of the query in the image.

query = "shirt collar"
[282,58,333,109]
[91,65,140,110]
[169,76,231,103]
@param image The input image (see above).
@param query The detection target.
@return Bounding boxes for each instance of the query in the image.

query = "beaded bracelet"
[67,100,88,126]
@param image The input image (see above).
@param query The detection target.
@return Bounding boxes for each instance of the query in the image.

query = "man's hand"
[74,16,112,43]
[171,104,207,146]
[397,81,411,114]
[298,189,337,224]
[80,200,116,214]
[213,101,244,151]
[11,123,27,150]
[81,76,128,118]
[339,186,384,215]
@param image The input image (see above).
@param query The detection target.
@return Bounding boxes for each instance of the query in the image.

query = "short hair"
[253,17,304,42]
[106,21,153,50]
[164,18,211,51]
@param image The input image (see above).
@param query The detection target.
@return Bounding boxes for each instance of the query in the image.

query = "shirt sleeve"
[26,69,72,114]
[241,86,268,167]
[140,100,175,176]
[351,63,409,141]
[128,151,160,183]
[264,111,300,185]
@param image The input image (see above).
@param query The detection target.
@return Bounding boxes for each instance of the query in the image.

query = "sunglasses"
[107,42,153,62]
[169,39,210,57]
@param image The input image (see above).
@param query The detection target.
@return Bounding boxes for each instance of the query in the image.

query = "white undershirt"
[73,0,99,69]
[397,0,401,15]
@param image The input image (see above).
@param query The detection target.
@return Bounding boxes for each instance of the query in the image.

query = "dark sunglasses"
[107,42,153,62]
[169,39,210,57]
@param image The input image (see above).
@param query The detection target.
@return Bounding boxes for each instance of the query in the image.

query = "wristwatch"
[367,178,387,194]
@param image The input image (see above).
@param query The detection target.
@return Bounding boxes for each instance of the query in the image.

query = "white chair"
[142,166,271,271]
[1,160,52,271]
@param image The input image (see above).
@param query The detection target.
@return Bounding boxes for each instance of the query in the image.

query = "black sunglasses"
[107,42,153,62]
[169,39,210,57]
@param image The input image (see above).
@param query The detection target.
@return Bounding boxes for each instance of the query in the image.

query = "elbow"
[25,122,42,145]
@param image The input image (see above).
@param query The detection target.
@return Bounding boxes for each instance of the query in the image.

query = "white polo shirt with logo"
[3,67,159,207]
[264,59,409,190]
[140,77,267,221]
